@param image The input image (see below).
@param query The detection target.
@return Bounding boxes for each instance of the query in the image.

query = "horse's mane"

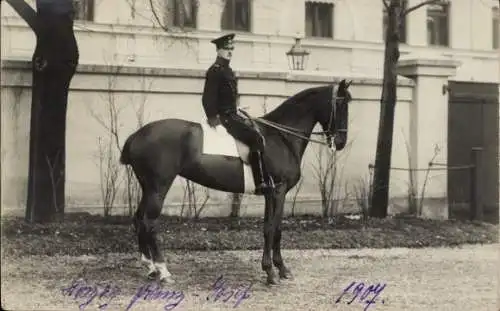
[262,85,331,121]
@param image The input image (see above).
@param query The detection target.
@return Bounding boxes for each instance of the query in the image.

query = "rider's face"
[217,48,233,60]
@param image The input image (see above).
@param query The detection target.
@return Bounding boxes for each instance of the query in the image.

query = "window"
[382,0,407,43]
[167,0,197,28]
[427,2,449,47]
[305,2,333,38]
[73,0,94,21]
[221,0,251,32]
[493,7,499,49]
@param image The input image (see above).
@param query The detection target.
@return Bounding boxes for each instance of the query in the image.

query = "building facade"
[3,0,499,77]
[1,0,499,218]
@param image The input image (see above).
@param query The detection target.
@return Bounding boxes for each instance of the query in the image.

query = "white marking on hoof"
[141,254,157,276]
[160,276,176,284]
[154,262,174,284]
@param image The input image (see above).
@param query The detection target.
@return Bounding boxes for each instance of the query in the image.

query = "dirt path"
[2,245,498,311]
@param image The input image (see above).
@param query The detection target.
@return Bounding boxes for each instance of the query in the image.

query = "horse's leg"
[133,197,157,279]
[140,176,176,284]
[130,166,158,279]
[272,186,293,279]
[262,192,277,285]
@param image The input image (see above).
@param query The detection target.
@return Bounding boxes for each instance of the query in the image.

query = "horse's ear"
[339,79,346,89]
[346,80,353,89]
[337,79,347,95]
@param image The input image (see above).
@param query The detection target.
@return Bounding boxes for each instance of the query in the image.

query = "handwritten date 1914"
[335,281,386,311]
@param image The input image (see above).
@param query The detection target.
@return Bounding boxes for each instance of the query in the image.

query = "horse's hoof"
[159,276,176,285]
[147,271,159,280]
[266,276,279,286]
[279,269,293,280]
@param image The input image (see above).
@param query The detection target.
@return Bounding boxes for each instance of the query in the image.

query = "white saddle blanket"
[199,122,254,193]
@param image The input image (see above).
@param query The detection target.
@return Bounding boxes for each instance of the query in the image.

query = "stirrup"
[254,185,271,195]
[254,177,275,195]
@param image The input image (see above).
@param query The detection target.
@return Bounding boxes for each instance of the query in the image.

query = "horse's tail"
[120,135,133,165]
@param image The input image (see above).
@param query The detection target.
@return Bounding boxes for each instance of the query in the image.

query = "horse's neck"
[294,114,318,159]
[263,104,318,161]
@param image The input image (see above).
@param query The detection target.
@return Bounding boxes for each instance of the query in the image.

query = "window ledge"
[306,0,336,4]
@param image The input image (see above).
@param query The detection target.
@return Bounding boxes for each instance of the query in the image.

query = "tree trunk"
[5,0,80,223]
[370,1,401,218]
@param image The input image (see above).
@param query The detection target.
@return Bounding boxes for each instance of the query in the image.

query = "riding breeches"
[220,112,265,151]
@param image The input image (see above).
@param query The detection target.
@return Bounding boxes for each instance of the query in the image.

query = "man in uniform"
[201,33,273,195]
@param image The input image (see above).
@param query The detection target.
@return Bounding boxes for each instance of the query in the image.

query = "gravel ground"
[2,244,498,311]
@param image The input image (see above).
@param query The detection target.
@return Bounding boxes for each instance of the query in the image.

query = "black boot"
[250,151,273,195]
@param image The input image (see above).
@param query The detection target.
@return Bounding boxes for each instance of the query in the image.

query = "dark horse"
[119,79,352,285]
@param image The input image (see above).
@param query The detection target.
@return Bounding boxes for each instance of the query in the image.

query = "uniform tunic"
[202,57,265,150]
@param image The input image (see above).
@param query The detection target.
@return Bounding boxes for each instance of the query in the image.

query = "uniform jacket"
[202,57,238,119]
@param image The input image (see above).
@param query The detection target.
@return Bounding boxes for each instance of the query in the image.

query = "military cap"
[211,33,235,50]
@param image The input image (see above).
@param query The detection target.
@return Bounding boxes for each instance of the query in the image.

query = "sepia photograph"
[1,0,499,310]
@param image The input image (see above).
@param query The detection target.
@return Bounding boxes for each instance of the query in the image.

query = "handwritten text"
[61,275,251,310]
[61,278,121,310]
[335,281,386,311]
[125,282,185,311]
[206,275,253,308]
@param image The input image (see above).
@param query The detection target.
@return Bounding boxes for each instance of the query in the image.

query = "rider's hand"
[208,116,220,128]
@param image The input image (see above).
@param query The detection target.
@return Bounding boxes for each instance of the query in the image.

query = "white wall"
[0,61,414,215]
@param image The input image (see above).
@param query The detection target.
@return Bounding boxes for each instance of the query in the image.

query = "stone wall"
[1,60,415,216]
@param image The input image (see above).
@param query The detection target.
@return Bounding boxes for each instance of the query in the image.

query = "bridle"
[322,84,339,147]
[253,84,345,147]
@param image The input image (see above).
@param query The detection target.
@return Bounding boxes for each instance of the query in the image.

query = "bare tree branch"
[403,0,442,16]
[4,0,37,32]
[148,0,170,32]
[382,0,390,10]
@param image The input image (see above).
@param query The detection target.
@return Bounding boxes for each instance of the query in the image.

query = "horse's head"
[319,79,352,151]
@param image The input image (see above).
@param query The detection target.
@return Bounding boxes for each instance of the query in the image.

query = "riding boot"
[250,151,274,195]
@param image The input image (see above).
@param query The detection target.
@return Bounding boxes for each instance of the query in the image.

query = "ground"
[1,213,498,256]
[2,246,498,311]
[1,213,499,311]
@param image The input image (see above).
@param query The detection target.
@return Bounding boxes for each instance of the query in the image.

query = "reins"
[253,118,330,145]
[253,120,328,136]
[238,108,329,145]
[249,87,345,147]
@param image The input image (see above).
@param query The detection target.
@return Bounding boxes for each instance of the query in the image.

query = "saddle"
[200,109,263,165]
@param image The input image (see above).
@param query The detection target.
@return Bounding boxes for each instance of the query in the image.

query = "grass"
[1,212,498,258]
